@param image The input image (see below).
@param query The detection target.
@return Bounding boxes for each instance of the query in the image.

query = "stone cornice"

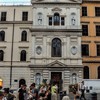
[0,46,6,48]
[30,57,82,60]
[81,21,90,24]
[31,30,82,37]
[82,41,91,43]
[32,3,81,8]
[18,46,29,48]
[94,41,100,43]
[0,5,32,7]
[0,21,32,24]
[82,0,100,3]
[31,31,82,36]
[94,22,100,24]
[0,27,8,29]
[30,28,82,32]
[29,64,83,68]
[83,61,100,63]
[32,2,81,4]
[0,65,29,68]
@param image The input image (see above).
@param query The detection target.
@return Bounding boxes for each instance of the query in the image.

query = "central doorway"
[51,72,62,92]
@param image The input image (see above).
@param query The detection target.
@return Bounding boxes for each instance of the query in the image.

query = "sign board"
[83,79,100,93]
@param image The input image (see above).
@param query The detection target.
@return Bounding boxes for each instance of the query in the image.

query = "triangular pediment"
[52,7,62,11]
[47,60,67,67]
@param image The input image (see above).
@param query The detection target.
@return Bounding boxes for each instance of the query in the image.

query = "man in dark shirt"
[80,81,86,100]
[18,84,27,100]
[3,88,15,100]
[30,83,38,100]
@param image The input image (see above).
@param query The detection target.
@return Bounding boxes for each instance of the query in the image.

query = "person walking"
[80,81,86,100]
[0,91,4,100]
[51,82,57,100]
[18,84,27,100]
[3,88,15,100]
[30,83,38,100]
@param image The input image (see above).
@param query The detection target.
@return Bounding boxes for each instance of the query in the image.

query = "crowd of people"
[0,81,86,100]
[0,82,51,100]
[69,81,86,100]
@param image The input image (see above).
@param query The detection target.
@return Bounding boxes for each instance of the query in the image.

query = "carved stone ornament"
[71,46,77,55]
[36,46,42,55]
[52,7,62,12]
[32,0,43,1]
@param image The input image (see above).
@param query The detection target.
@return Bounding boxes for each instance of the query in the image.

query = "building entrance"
[51,72,62,92]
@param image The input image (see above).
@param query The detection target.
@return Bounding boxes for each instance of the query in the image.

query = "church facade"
[0,0,82,92]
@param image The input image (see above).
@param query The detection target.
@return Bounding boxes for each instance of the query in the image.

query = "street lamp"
[0,79,3,89]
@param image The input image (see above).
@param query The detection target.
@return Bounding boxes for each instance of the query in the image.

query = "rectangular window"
[96,25,100,36]
[49,17,52,26]
[81,44,89,56]
[22,12,28,21]
[97,45,100,56]
[61,17,65,25]
[82,7,87,16]
[1,12,7,21]
[82,25,88,36]
[95,7,100,16]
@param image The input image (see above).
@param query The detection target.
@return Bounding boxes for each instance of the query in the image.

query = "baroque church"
[30,0,82,92]
[0,0,82,92]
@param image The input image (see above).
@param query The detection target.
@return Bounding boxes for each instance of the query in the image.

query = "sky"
[0,0,31,5]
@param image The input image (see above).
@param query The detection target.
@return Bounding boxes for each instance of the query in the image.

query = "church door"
[51,72,62,92]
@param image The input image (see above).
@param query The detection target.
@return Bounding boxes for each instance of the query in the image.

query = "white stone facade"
[0,0,82,93]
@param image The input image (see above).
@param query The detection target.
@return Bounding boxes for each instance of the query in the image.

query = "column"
[31,35,35,64]
[33,7,36,26]
[43,36,47,58]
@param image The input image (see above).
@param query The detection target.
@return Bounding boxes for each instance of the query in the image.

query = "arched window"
[38,13,43,25]
[98,66,100,79]
[19,79,26,88]
[0,31,5,41]
[0,50,4,61]
[72,73,77,84]
[35,73,41,86]
[52,38,62,57]
[21,31,27,41]
[54,13,60,26]
[20,50,26,61]
[83,66,89,79]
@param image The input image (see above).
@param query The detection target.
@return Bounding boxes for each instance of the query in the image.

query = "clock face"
[71,46,77,55]
[36,46,42,55]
